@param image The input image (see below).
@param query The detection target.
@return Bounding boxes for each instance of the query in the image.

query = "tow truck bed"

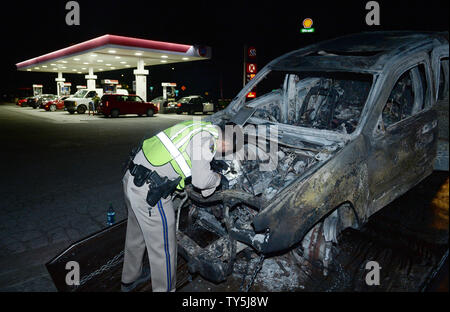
[45,220,190,292]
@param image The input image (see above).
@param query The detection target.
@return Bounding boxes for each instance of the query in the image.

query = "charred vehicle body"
[46,31,448,290]
[177,31,449,283]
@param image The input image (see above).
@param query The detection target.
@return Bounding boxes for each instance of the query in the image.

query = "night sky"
[0,0,448,100]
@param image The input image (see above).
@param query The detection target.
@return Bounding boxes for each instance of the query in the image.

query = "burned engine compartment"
[223,143,339,200]
[177,67,372,284]
[177,137,344,283]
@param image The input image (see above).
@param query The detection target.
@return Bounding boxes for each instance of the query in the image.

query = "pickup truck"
[64,89,104,114]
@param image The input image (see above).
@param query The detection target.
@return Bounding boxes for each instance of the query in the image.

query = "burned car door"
[368,61,437,213]
[431,45,449,171]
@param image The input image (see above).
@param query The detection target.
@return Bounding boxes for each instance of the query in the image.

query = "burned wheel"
[293,204,359,276]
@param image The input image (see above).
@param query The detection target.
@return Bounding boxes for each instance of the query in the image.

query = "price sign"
[246,63,257,74]
[248,46,257,59]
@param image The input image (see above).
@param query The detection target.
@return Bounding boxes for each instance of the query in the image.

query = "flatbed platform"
[46,171,448,292]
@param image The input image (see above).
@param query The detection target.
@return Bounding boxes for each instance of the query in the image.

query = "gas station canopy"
[16,34,211,74]
[16,34,211,100]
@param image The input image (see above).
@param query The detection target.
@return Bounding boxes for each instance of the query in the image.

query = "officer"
[120,120,233,292]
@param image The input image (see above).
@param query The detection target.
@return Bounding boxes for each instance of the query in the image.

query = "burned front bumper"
[177,186,269,283]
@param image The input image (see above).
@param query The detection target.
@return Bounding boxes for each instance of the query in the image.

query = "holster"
[146,175,182,207]
[128,160,182,208]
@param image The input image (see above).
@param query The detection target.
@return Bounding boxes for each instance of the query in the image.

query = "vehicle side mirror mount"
[374,116,386,137]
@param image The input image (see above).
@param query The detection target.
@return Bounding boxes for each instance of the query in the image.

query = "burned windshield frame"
[245,69,373,134]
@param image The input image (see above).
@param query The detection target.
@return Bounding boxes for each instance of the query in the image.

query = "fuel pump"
[32,84,43,96]
[161,82,177,113]
[162,82,176,102]
[60,82,71,96]
[102,79,119,94]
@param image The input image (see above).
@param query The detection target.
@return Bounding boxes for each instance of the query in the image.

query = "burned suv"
[177,31,449,283]
[46,31,449,291]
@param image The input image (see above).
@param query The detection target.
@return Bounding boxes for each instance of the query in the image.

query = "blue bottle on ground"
[107,203,115,226]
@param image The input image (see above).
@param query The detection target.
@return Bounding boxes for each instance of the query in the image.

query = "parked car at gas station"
[27,94,54,109]
[151,95,178,113]
[25,95,40,108]
[98,94,158,117]
[64,89,101,114]
[43,96,69,111]
[37,94,58,109]
[150,96,168,110]
[16,97,31,106]
[175,95,215,114]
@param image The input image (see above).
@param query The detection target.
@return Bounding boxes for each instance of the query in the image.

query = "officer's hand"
[211,159,229,173]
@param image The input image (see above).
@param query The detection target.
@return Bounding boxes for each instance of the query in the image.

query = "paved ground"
[0,103,195,291]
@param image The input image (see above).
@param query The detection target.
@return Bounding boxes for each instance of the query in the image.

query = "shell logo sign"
[303,18,313,28]
[301,18,315,33]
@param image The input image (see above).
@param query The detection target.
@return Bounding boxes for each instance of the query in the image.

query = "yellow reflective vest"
[142,120,219,189]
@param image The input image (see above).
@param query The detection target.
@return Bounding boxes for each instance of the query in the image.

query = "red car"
[16,98,29,106]
[43,96,68,111]
[98,94,158,117]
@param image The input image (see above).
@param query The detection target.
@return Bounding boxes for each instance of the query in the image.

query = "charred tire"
[111,109,119,118]
[293,203,360,272]
[77,105,86,114]
[49,104,56,112]
[146,109,154,117]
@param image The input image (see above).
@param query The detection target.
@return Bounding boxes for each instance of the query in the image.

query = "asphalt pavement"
[0,103,193,291]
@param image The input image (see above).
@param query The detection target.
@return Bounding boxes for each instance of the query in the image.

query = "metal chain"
[241,253,265,292]
[72,250,124,291]
[240,230,269,292]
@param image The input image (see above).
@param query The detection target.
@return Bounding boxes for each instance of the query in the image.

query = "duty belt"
[128,161,164,188]
[128,160,181,208]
